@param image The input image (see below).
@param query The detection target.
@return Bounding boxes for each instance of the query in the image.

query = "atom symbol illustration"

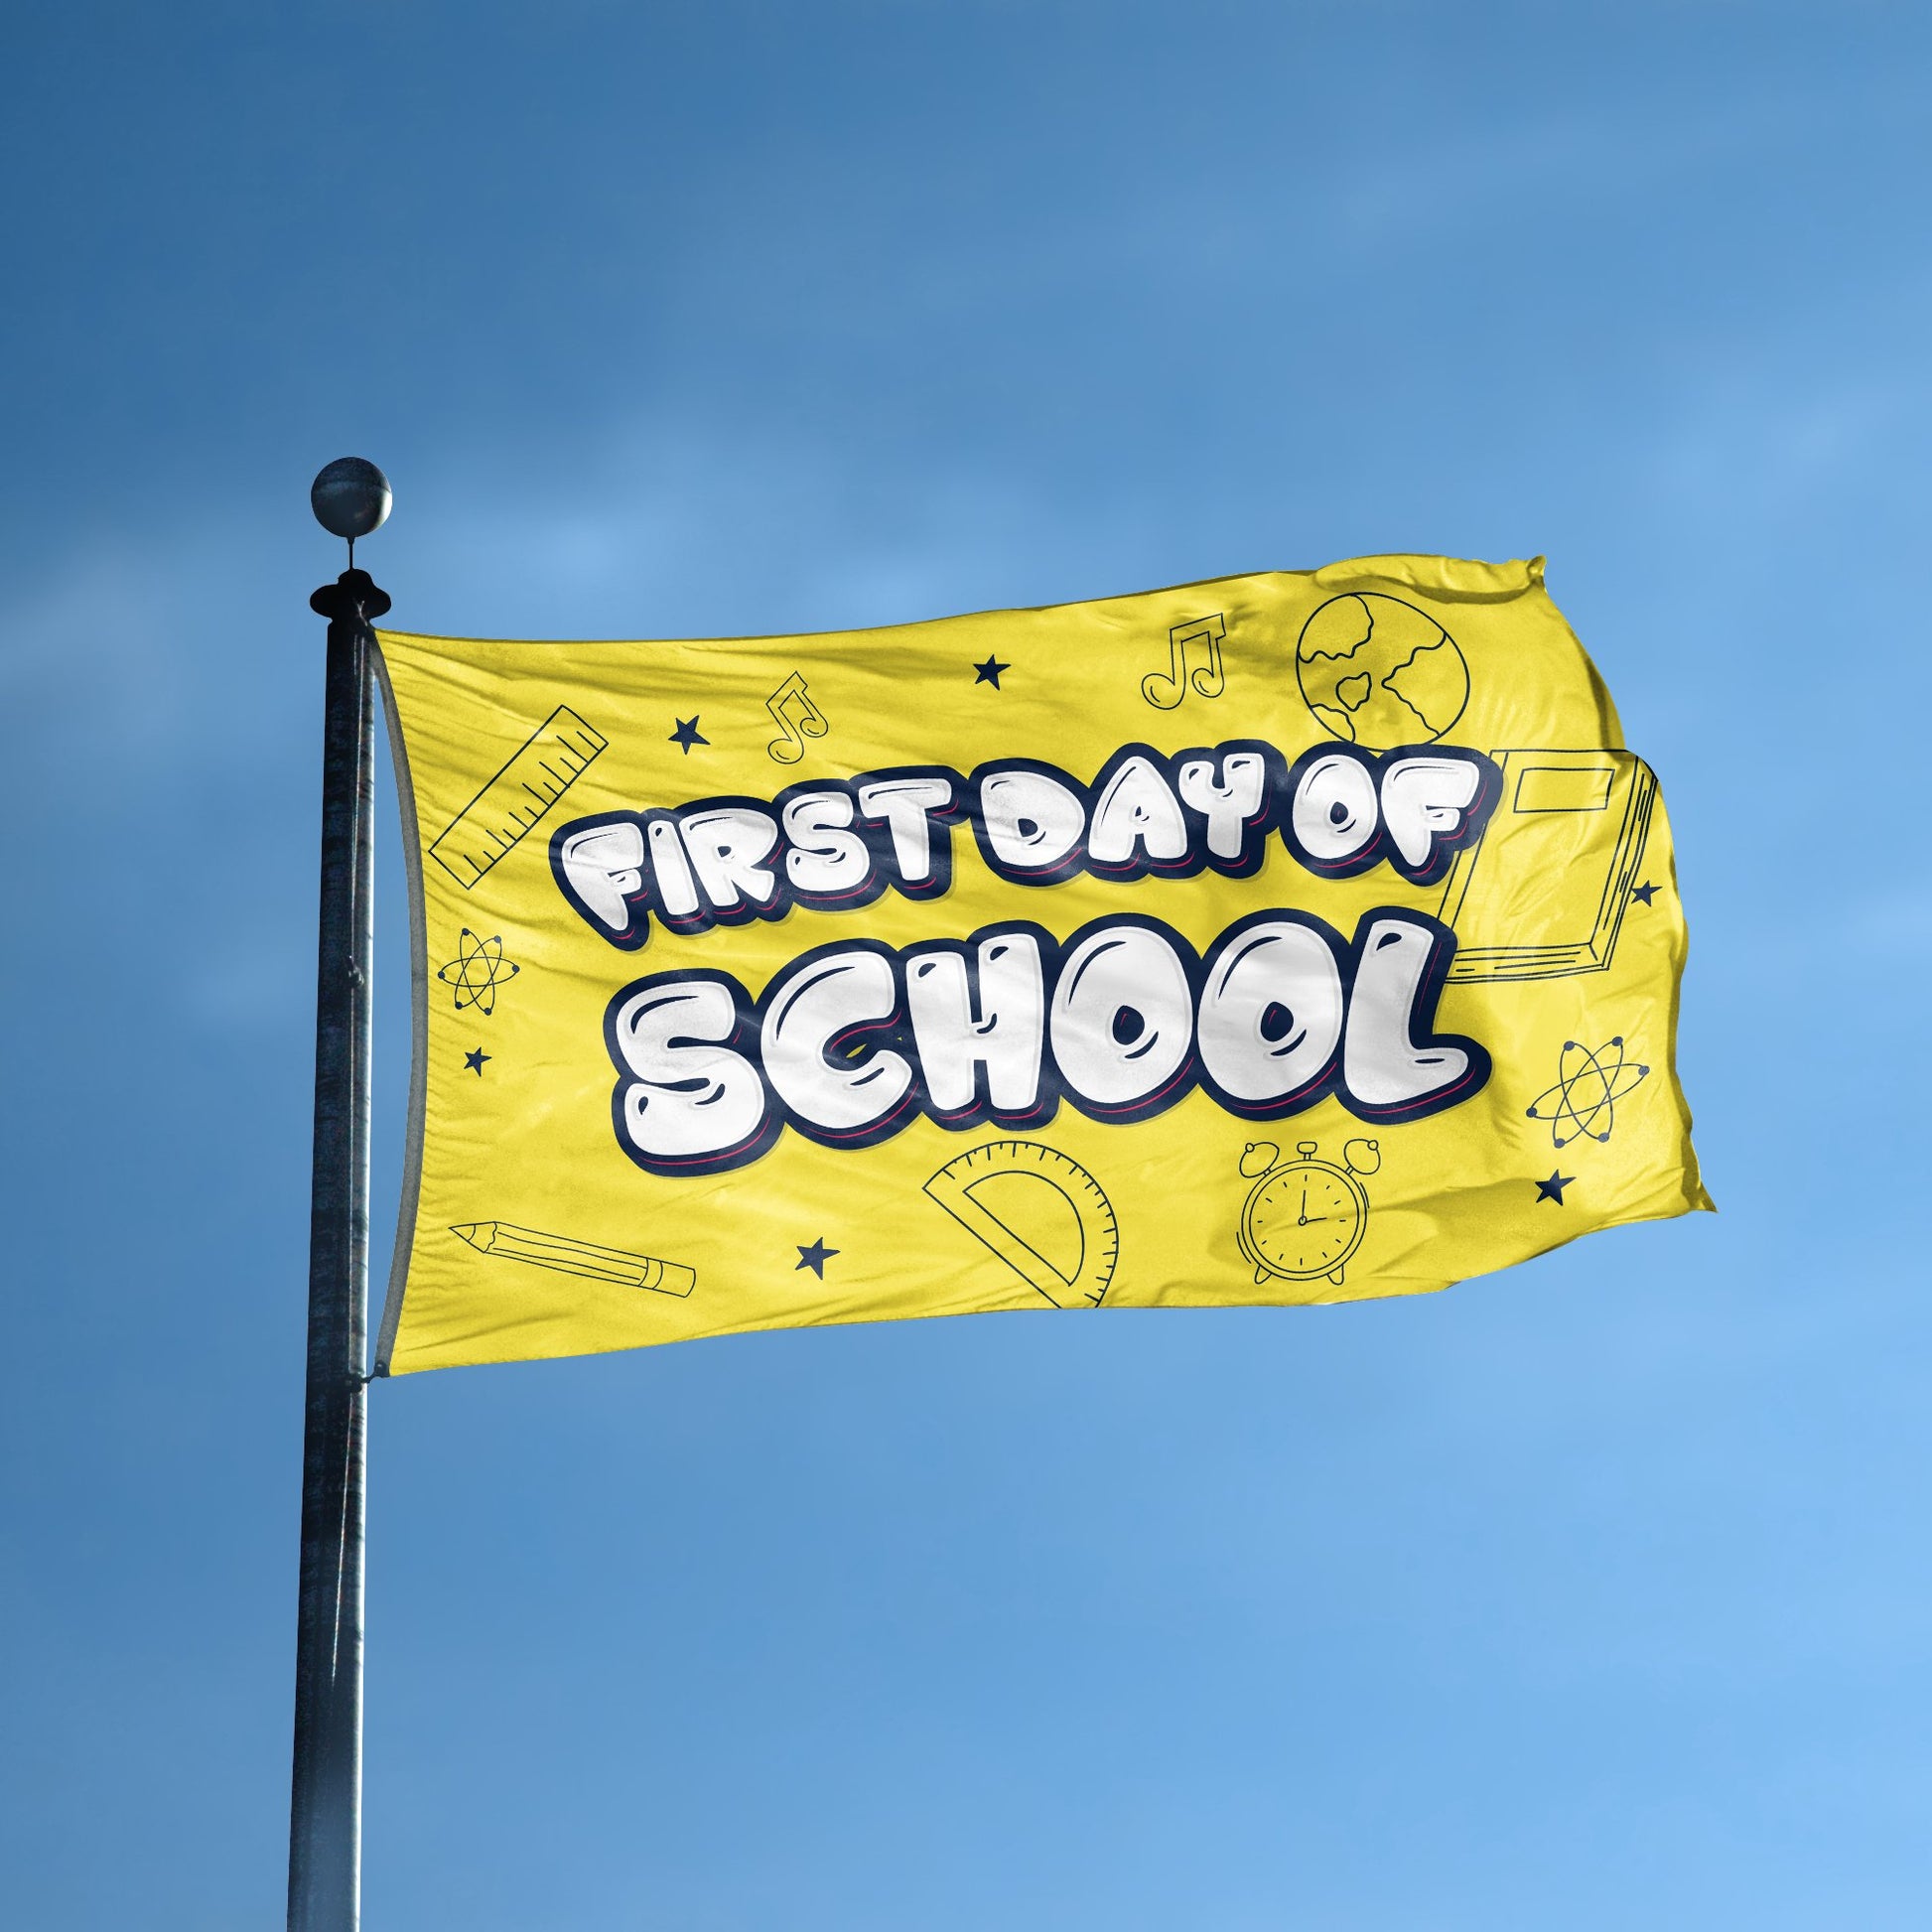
[1526,1037,1651,1149]
[437,928,520,1016]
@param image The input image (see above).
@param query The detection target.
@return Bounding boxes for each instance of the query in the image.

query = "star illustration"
[464,1047,491,1076]
[1630,880,1660,906]
[795,1237,839,1278]
[669,716,709,755]
[1536,1171,1574,1204]
[973,654,1010,689]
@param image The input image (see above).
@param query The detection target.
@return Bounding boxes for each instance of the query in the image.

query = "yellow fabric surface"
[373,553,1709,1375]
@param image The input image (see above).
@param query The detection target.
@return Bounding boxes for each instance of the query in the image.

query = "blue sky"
[3,3,1929,1926]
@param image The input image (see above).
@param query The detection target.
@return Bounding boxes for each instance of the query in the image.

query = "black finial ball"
[311,457,392,541]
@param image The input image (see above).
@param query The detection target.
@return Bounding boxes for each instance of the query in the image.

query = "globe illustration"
[1295,592,1469,748]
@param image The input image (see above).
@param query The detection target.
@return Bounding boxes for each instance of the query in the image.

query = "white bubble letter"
[1089,755,1189,869]
[1176,751,1268,862]
[1379,756,1483,873]
[856,776,955,888]
[1198,919,1343,1106]
[680,806,780,912]
[1290,753,1380,869]
[1343,915,1476,1114]
[1048,924,1193,1113]
[977,767,1087,875]
[905,930,1046,1118]
[762,950,913,1136]
[612,980,766,1166]
[557,820,644,935]
[782,789,872,899]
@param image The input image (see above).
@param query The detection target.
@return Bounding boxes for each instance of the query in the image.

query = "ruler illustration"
[429,706,609,889]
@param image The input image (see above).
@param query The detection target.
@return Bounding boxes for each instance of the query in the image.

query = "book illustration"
[923,1141,1118,1308]
[1236,1137,1379,1287]
[765,672,829,763]
[450,1220,696,1298]
[429,707,608,889]
[1295,593,1468,748]
[1141,613,1227,709]
[436,929,520,1015]
[1438,750,1657,982]
[1525,1037,1650,1149]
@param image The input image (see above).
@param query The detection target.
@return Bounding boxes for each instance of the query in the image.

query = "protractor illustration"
[922,1140,1119,1309]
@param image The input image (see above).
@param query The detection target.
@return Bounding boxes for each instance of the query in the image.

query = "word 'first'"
[552,741,1501,950]
[605,908,1489,1175]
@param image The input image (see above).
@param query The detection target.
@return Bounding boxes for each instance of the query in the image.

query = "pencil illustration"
[451,1221,696,1298]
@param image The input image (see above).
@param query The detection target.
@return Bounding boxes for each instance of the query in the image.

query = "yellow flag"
[372,553,1710,1375]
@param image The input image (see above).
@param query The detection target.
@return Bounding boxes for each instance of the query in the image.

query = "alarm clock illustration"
[1236,1137,1381,1286]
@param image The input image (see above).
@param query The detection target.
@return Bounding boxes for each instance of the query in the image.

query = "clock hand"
[1298,1182,1309,1226]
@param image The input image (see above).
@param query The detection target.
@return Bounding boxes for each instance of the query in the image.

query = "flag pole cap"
[311,457,393,541]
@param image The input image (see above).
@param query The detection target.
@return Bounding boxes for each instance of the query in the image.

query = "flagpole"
[290,460,391,1932]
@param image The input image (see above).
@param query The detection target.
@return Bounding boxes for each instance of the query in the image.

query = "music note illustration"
[1141,613,1227,709]
[764,670,830,763]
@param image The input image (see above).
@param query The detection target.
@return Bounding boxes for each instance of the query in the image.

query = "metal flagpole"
[289,459,392,1932]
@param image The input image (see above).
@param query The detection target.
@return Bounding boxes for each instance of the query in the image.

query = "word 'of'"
[604,908,1489,1175]
[553,740,1501,950]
